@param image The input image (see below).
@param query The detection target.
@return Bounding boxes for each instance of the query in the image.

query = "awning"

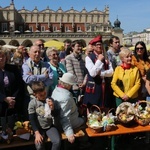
[44,40,64,50]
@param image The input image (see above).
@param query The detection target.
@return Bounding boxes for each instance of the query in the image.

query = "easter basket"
[101,108,117,132]
[134,100,150,126]
[116,102,136,127]
[87,105,103,133]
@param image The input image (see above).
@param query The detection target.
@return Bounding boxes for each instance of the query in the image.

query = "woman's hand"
[4,97,15,108]
[142,75,146,82]
[122,94,129,101]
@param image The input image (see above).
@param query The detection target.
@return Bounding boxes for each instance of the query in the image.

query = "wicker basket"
[102,108,117,131]
[87,105,103,133]
[116,102,136,126]
[105,124,117,132]
[87,125,103,133]
[87,105,102,121]
[134,100,150,126]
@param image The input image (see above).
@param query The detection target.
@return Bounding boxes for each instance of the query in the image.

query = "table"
[86,124,150,150]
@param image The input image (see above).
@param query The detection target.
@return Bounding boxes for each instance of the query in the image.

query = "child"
[28,81,61,150]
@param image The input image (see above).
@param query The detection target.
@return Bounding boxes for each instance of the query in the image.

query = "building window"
[29,26,33,32]
[65,26,69,32]
[19,26,23,33]
[104,27,107,32]
[77,26,82,32]
[1,23,8,32]
[86,24,90,32]
[41,26,45,32]
[77,26,81,31]
[53,26,57,32]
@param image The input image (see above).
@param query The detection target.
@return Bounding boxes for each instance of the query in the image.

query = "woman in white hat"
[51,73,85,144]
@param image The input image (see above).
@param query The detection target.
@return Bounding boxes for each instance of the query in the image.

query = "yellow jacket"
[111,66,141,99]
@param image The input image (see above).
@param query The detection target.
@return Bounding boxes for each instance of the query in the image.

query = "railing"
[0,32,111,39]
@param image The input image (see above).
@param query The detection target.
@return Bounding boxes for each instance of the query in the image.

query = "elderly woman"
[46,47,67,95]
[111,47,141,106]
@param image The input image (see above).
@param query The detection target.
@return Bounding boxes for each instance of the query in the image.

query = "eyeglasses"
[38,44,44,47]
[136,47,144,51]
[51,53,59,56]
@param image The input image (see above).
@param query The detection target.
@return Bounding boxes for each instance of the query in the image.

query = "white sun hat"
[59,73,77,85]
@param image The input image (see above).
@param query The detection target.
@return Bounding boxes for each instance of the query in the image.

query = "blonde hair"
[119,47,132,60]
[46,47,58,57]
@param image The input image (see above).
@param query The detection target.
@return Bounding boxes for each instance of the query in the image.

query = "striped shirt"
[65,53,86,89]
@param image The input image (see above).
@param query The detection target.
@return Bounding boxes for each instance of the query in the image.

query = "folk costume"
[83,52,113,107]
[83,36,113,108]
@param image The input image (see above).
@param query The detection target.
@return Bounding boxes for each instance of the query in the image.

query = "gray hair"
[46,47,58,56]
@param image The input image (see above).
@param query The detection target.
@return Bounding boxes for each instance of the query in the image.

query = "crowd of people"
[0,35,150,150]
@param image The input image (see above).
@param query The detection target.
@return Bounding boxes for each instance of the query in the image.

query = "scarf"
[121,63,131,69]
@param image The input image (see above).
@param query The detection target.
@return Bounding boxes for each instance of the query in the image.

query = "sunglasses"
[51,53,59,56]
[136,47,144,50]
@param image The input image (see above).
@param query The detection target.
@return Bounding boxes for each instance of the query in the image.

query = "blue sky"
[1,0,150,34]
